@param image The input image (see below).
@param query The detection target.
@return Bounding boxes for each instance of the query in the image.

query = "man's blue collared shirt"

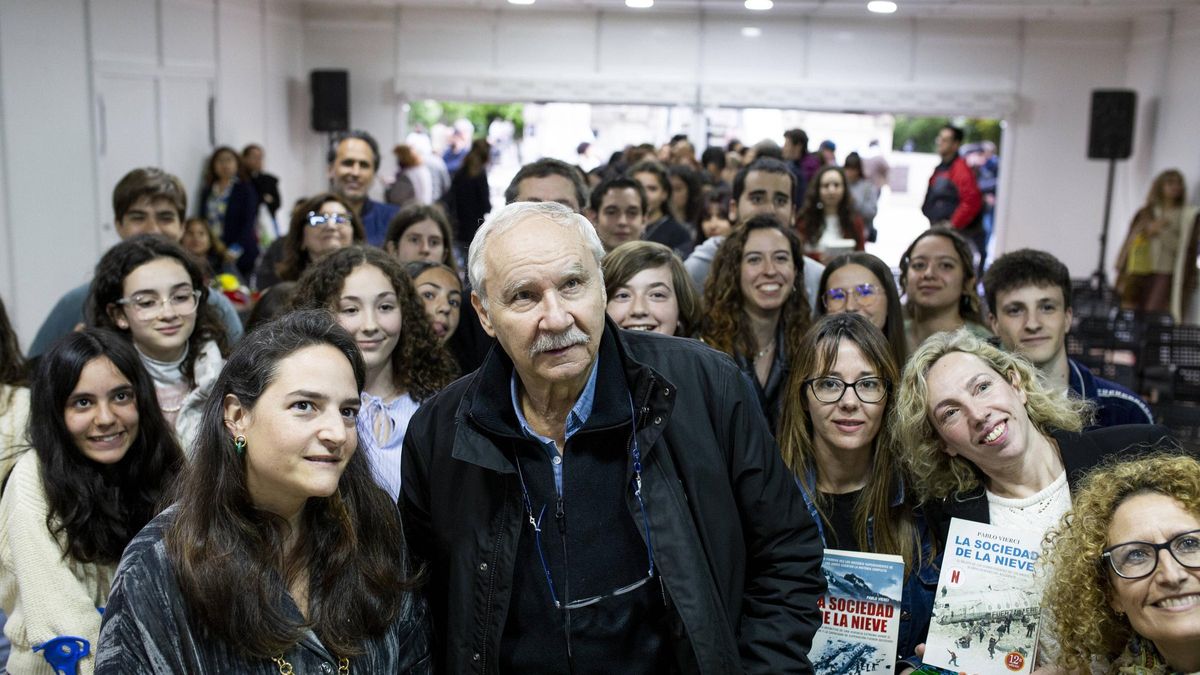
[510,358,599,496]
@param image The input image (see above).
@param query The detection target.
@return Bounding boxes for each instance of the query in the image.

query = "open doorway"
[402,100,1003,270]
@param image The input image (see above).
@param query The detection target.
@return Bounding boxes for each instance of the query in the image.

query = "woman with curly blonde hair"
[893,329,1171,667]
[1044,454,1200,674]
[292,246,457,500]
[699,215,811,433]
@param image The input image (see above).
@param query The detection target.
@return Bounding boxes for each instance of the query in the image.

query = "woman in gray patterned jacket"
[95,310,430,673]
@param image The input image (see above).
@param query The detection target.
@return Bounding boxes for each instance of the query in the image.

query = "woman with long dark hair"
[293,247,457,500]
[444,138,492,247]
[258,192,366,290]
[668,164,704,237]
[0,294,27,467]
[198,145,260,278]
[797,165,864,262]
[898,227,989,352]
[88,235,228,452]
[698,215,812,433]
[817,252,908,367]
[0,330,182,674]
[778,313,936,670]
[384,204,458,273]
[629,160,694,256]
[96,310,430,673]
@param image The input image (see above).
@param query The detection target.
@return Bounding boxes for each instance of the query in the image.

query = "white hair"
[468,201,606,310]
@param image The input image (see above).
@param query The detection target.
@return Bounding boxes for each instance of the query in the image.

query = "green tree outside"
[892,115,1002,152]
[408,100,525,138]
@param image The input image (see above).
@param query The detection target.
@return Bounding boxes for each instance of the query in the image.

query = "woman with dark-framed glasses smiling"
[1044,454,1200,674]
[88,235,228,453]
[257,193,365,290]
[778,313,938,672]
[817,252,908,367]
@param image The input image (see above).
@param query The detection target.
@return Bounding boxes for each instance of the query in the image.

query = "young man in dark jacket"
[401,201,825,674]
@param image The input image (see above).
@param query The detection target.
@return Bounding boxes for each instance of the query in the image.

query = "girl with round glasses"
[257,193,365,290]
[95,311,430,673]
[1,330,181,674]
[1044,454,1200,673]
[89,235,228,452]
[293,247,457,500]
[778,313,937,671]
[894,328,1172,668]
[817,252,908,367]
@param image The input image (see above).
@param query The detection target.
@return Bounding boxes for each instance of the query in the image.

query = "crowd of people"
[0,123,1197,674]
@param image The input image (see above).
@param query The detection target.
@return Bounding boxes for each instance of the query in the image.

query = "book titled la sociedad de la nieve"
[923,518,1043,675]
[810,549,904,675]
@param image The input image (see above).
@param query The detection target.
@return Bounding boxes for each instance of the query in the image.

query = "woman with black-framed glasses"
[778,313,938,672]
[1044,454,1200,673]
[88,235,228,453]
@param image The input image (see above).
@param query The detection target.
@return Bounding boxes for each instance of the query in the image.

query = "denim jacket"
[796,470,939,670]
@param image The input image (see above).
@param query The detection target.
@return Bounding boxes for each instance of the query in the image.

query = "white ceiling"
[317,0,1200,20]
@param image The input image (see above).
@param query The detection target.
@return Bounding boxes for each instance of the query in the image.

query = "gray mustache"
[529,327,590,358]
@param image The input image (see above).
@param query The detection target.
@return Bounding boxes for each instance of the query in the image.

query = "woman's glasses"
[804,376,889,404]
[1102,529,1200,579]
[823,283,880,310]
[116,289,201,321]
[306,211,350,228]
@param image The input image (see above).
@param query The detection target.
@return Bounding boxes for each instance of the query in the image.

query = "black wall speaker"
[310,70,349,132]
[1087,90,1136,160]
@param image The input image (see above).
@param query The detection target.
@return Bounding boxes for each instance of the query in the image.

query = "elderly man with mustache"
[401,201,825,675]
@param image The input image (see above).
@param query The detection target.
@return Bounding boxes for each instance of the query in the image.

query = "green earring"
[234,435,247,455]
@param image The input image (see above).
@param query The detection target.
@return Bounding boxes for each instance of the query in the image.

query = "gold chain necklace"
[272,655,349,674]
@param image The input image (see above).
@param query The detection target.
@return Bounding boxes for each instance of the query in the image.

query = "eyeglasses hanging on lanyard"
[513,405,656,611]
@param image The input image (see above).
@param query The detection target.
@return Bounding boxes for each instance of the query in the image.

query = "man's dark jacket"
[401,320,825,674]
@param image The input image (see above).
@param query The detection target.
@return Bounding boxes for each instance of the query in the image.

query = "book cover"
[810,549,904,674]
[922,518,1042,675]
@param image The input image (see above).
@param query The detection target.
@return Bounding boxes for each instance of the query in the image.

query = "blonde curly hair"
[1043,453,1200,672]
[891,328,1091,500]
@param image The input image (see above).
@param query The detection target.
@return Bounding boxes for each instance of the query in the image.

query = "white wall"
[0,0,303,349]
[1152,7,1200,201]
[0,0,99,348]
[999,19,1133,279]
[300,4,398,202]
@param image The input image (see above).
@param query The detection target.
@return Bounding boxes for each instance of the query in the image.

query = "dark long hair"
[383,204,458,272]
[818,253,908,367]
[87,234,229,384]
[292,246,458,401]
[898,227,982,323]
[31,329,183,564]
[699,215,812,362]
[166,310,418,658]
[276,193,366,283]
[0,295,25,387]
[668,164,704,227]
[798,165,860,247]
[201,146,242,192]
[777,313,927,574]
